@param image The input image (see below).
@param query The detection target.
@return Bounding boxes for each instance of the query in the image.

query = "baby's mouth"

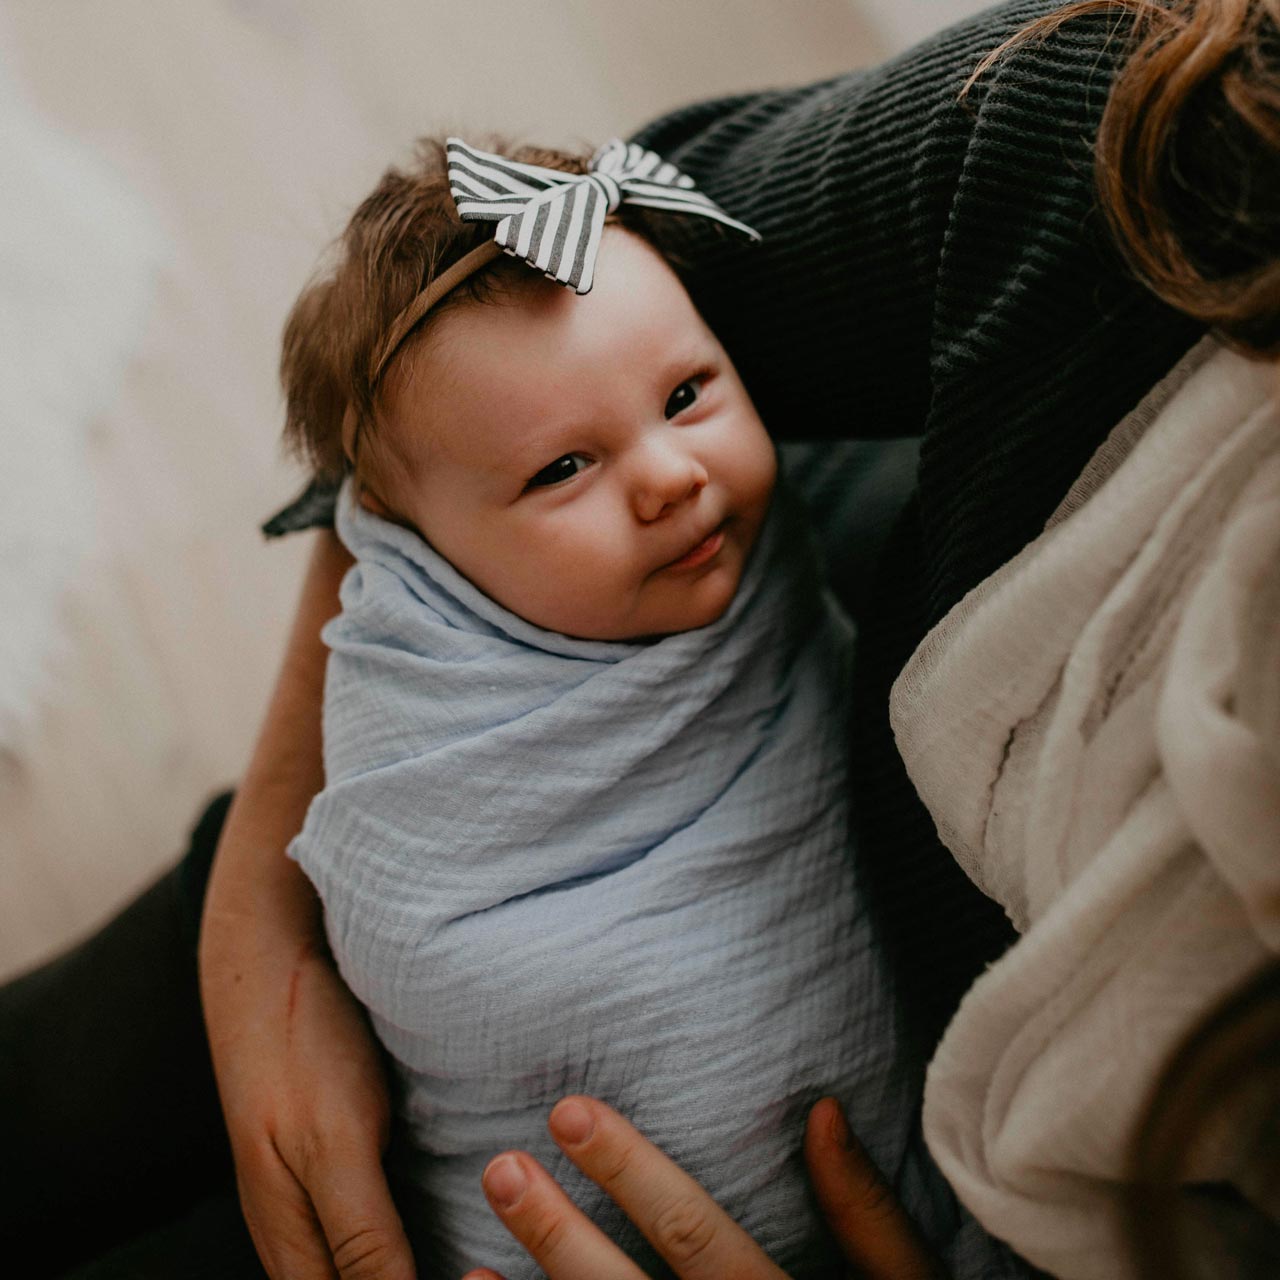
[660,522,727,573]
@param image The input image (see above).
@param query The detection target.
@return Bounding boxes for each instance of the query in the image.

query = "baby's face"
[378,230,776,640]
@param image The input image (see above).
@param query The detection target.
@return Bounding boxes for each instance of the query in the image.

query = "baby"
[283,137,956,1279]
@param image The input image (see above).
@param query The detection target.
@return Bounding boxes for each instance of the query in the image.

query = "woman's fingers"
[476,1096,944,1280]
[546,1096,788,1280]
[260,956,418,1280]
[299,1131,418,1280]
[474,1097,789,1279]
[231,1099,417,1280]
[804,1097,945,1280]
[234,1137,340,1279]
[475,1151,650,1280]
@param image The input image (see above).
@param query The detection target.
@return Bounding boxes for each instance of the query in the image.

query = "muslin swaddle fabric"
[291,478,975,1279]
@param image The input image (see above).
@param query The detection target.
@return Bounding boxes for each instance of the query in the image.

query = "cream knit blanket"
[891,339,1280,1278]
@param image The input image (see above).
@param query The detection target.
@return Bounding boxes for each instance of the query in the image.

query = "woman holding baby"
[4,1,1278,1277]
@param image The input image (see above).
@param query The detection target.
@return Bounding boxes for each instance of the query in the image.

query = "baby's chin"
[573,565,743,643]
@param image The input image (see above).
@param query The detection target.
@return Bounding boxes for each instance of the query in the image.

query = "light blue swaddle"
[291,477,955,1279]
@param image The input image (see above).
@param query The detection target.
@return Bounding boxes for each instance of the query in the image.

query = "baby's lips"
[660,522,727,572]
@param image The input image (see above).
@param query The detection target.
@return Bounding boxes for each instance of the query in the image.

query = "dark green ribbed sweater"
[268,0,1205,1059]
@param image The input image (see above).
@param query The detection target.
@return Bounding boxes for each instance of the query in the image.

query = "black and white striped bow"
[446,136,760,294]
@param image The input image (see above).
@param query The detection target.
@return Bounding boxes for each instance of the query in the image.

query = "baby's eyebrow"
[658,340,715,382]
[471,428,575,494]
[471,448,534,485]
[503,423,573,468]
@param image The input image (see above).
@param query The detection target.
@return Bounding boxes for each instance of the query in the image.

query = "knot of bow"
[446,136,760,295]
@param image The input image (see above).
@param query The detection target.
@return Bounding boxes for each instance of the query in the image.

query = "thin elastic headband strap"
[372,239,503,383]
[342,239,503,466]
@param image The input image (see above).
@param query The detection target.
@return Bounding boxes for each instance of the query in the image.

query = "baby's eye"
[525,453,592,490]
[664,377,704,420]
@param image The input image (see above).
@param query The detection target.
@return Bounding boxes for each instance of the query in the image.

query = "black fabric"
[58,1191,267,1280]
[261,478,339,539]
[0,792,239,1280]
[261,0,1205,1057]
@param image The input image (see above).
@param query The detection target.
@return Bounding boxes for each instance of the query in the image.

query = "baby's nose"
[631,445,708,522]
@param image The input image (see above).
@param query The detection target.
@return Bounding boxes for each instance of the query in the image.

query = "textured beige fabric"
[892,340,1280,1278]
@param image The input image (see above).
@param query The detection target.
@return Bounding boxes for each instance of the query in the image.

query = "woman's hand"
[199,532,416,1280]
[461,1096,943,1280]
[202,905,414,1280]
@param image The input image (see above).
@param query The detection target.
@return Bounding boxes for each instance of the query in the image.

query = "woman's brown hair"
[1124,961,1280,1277]
[970,0,1280,353]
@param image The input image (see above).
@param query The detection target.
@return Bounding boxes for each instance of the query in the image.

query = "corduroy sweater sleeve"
[628,35,975,445]
[628,1,1087,443]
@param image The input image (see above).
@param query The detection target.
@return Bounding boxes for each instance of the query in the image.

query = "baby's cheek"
[750,435,780,505]
[483,525,582,611]
[655,561,741,635]
[505,559,630,639]
[705,558,747,615]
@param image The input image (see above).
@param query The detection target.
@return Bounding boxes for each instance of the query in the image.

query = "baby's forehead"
[379,231,716,453]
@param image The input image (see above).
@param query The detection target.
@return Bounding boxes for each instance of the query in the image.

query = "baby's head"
[281,138,775,641]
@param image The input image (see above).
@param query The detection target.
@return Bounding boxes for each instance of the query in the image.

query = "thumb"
[804,1098,945,1280]
[305,1144,418,1280]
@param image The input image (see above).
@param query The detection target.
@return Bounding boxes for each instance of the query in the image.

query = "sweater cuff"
[260,478,339,538]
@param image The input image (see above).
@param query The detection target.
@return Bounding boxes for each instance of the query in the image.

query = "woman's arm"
[197,529,417,1280]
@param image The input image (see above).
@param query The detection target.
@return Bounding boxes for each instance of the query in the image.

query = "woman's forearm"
[199,527,350,942]
[195,530,417,1280]
[198,528,352,1042]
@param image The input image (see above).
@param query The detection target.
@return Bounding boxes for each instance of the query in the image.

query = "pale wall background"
[0,0,991,979]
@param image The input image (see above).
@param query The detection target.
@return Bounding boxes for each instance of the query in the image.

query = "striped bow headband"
[369,136,760,384]
[449,135,759,293]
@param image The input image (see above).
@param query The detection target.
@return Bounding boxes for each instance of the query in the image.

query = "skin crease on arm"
[197,528,418,1280]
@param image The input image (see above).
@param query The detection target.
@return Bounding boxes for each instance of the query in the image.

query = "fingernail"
[826,1099,853,1151]
[483,1154,528,1208]
[549,1098,595,1146]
